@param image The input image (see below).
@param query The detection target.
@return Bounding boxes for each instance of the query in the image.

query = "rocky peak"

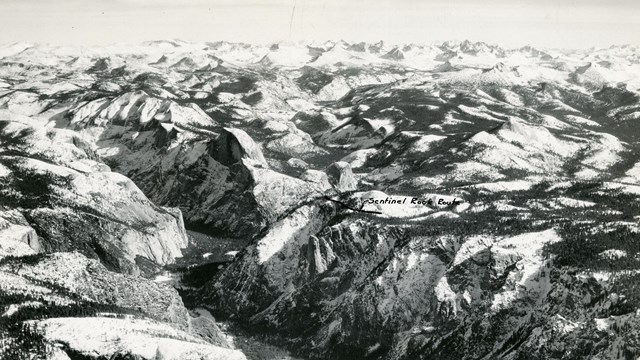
[214,127,269,168]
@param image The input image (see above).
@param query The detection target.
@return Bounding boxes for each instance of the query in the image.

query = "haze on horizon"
[1,0,639,49]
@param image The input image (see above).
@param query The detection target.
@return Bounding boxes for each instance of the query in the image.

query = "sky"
[0,0,638,49]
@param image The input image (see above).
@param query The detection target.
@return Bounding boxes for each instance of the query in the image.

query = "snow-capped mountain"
[1,40,640,360]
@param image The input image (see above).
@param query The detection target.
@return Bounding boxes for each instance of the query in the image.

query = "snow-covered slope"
[2,39,640,360]
[0,118,188,275]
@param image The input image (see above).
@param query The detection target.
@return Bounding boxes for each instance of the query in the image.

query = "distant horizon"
[1,38,638,52]
[1,0,639,50]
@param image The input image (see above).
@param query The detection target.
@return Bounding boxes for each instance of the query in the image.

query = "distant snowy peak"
[140,40,185,49]
[88,57,111,73]
[569,62,621,90]
[458,40,504,56]
[150,54,169,65]
[519,45,553,60]
[381,47,405,60]
[256,44,314,68]
[437,62,524,88]
[346,42,367,52]
[368,40,386,53]
[1,40,639,87]
[169,56,199,71]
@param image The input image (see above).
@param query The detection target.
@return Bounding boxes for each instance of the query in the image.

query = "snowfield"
[31,317,246,360]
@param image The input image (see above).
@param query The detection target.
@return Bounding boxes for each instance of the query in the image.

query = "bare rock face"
[0,120,188,274]
[300,169,332,189]
[190,310,230,348]
[215,127,269,167]
[326,161,358,192]
[207,201,339,314]
[211,128,331,228]
[0,210,40,256]
[247,165,331,223]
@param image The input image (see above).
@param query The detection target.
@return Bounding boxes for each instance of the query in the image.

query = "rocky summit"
[1,40,640,359]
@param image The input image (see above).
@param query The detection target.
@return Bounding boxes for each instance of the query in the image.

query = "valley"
[1,39,640,359]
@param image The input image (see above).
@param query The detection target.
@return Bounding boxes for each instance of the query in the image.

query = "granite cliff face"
[0,118,188,275]
[2,40,640,359]
[205,192,640,360]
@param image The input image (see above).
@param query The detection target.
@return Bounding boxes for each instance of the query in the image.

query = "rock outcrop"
[326,161,357,192]
[215,127,269,167]
[0,210,40,255]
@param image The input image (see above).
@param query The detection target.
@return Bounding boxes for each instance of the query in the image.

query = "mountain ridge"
[1,39,640,359]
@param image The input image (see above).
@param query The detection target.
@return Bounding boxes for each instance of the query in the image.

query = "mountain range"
[1,39,640,360]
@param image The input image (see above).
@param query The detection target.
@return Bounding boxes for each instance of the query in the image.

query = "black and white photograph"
[1,1,640,359]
